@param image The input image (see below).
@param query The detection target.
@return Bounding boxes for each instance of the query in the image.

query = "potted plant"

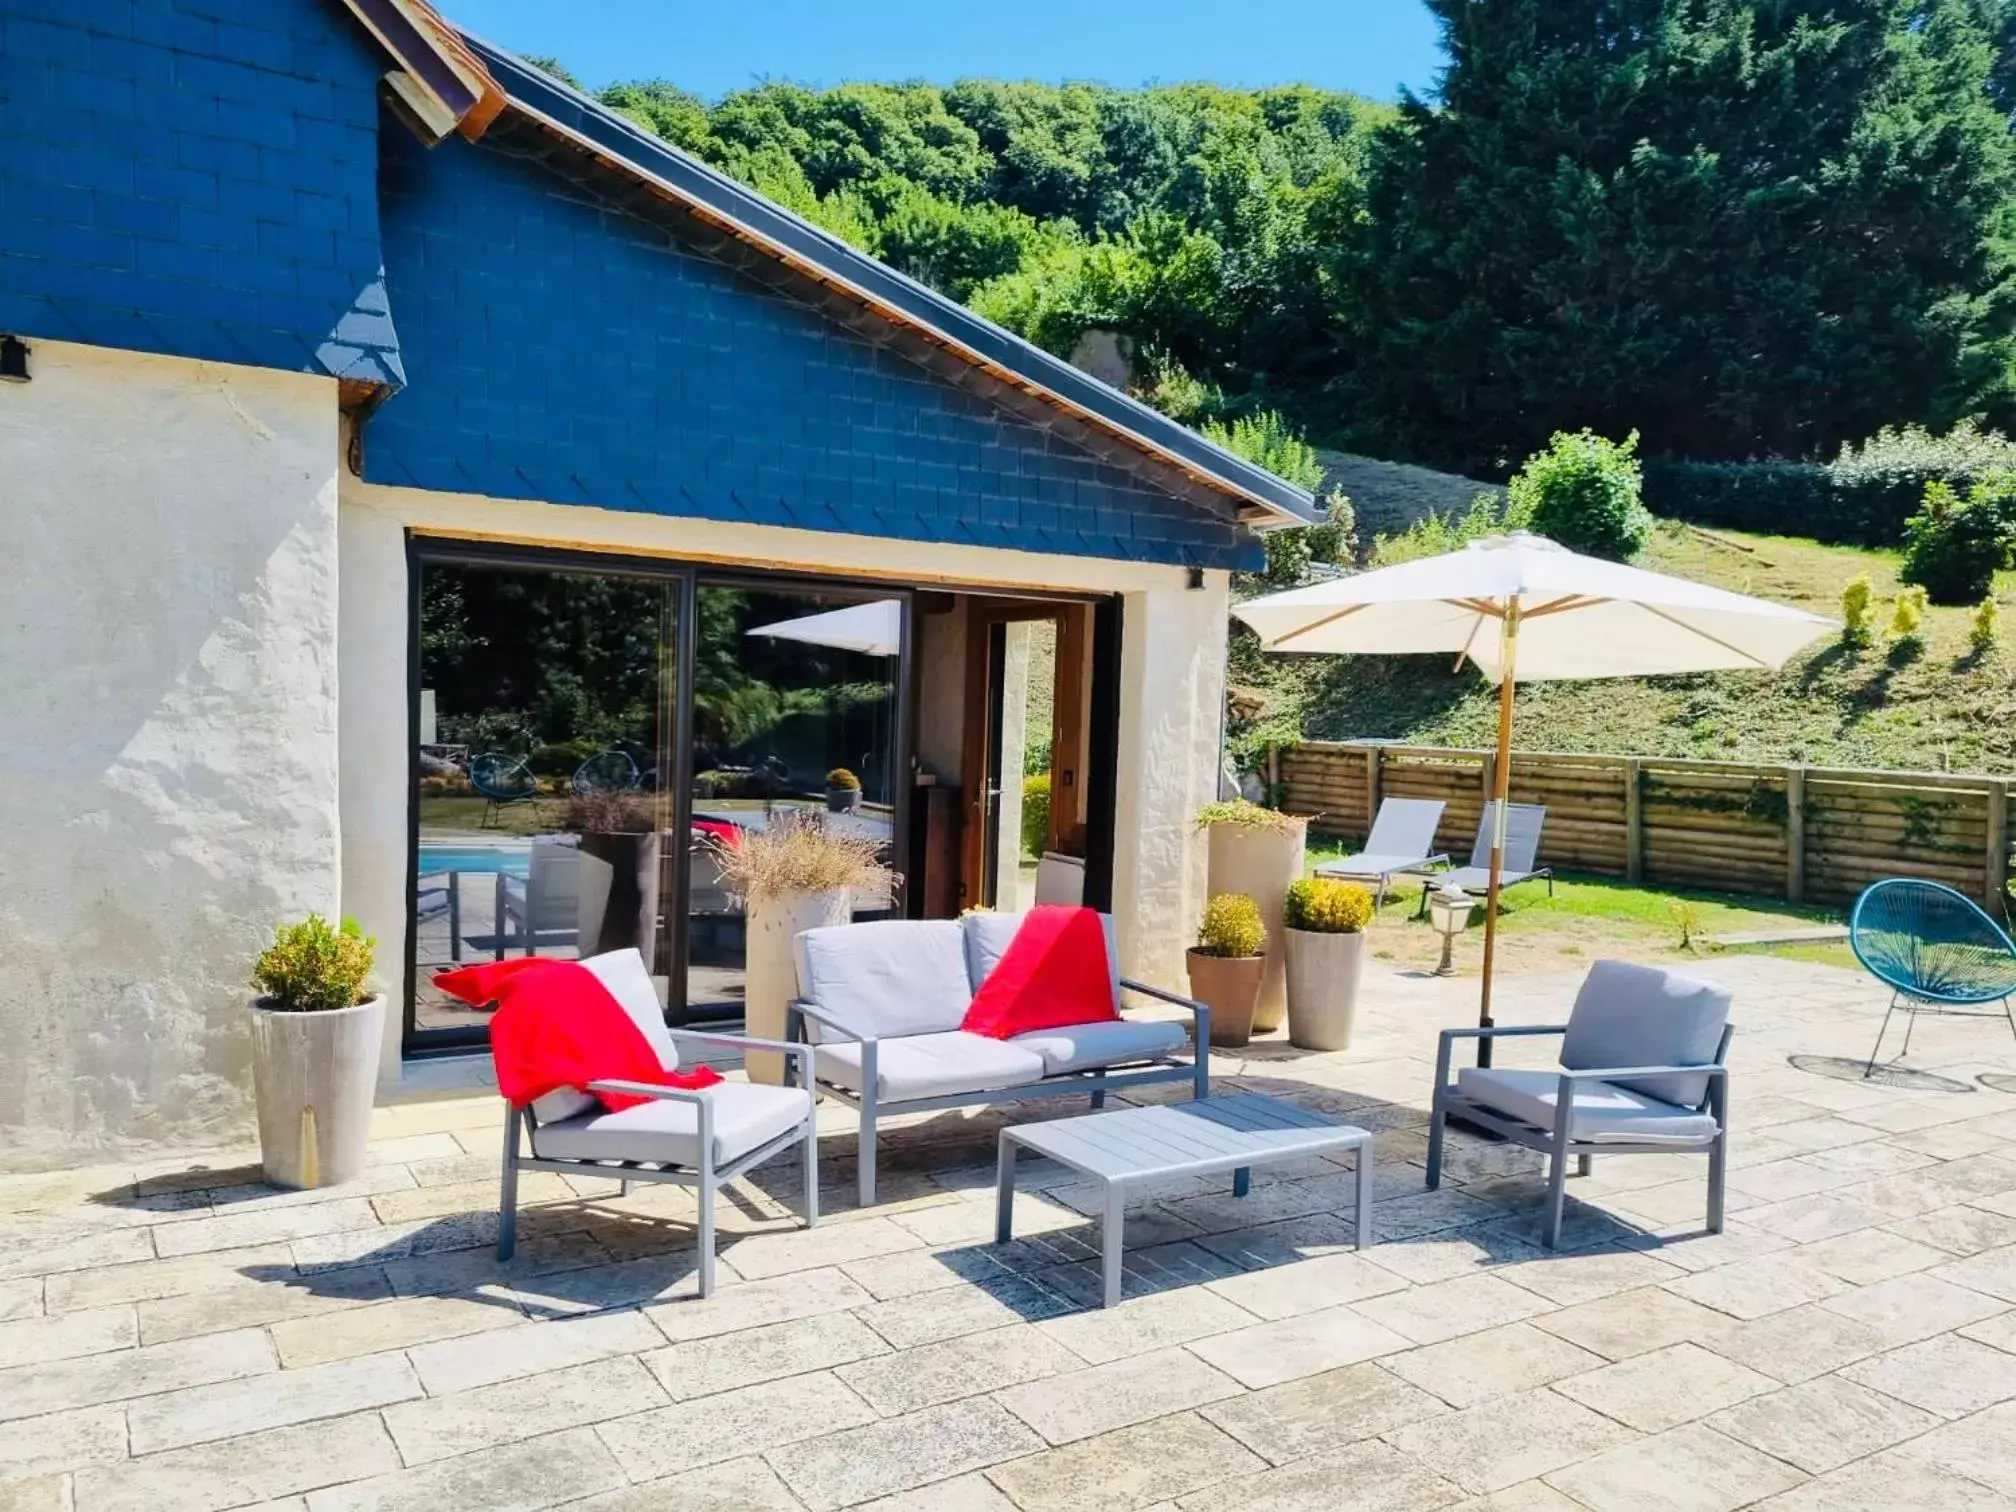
[825,767,863,813]
[249,915,383,1190]
[713,814,895,1083]
[566,791,660,960]
[1186,893,1268,1048]
[1282,877,1374,1051]
[1197,799,1308,1034]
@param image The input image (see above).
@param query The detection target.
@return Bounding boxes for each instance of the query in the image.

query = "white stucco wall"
[0,341,342,1170]
[340,480,1230,1081]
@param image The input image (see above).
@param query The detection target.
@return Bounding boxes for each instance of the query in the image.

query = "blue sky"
[449,1,1444,101]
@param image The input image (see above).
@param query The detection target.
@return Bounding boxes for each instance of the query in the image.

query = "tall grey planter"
[1206,819,1307,1034]
[250,995,386,1189]
[1283,929,1367,1051]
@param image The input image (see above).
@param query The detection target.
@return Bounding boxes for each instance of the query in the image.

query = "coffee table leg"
[1355,1140,1373,1250]
[1101,1184,1125,1307]
[995,1136,1017,1245]
[1232,1166,1250,1198]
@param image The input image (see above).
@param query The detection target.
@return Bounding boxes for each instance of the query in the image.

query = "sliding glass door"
[405,544,909,1052]
[410,554,678,1050]
[683,584,905,1021]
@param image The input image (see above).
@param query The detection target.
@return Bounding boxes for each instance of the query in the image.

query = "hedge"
[1640,459,1940,547]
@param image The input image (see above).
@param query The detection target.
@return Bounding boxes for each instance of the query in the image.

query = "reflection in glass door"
[409,556,676,1050]
[682,585,905,1021]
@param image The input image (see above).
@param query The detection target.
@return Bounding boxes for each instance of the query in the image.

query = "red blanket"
[435,957,720,1113]
[961,905,1119,1039]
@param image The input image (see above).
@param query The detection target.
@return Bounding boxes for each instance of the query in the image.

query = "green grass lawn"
[1305,842,1854,976]
[1247,519,2016,774]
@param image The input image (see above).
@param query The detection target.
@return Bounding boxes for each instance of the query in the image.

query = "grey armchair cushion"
[814,1031,1046,1101]
[961,911,1121,1005]
[1561,960,1731,1106]
[1456,1068,1719,1144]
[529,948,678,1123]
[795,920,972,1039]
[531,1082,811,1168]
[1010,1018,1187,1075]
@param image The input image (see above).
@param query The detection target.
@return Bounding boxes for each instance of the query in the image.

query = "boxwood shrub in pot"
[1282,878,1373,1051]
[249,914,383,1190]
[1186,892,1268,1049]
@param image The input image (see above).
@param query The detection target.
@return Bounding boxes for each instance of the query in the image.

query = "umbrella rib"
[1521,595,1609,620]
[1270,602,1368,649]
[1635,602,1773,668]
[1452,608,1486,673]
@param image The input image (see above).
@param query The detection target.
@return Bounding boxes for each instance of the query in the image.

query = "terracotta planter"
[744,888,852,1083]
[1206,819,1307,1033]
[1283,929,1368,1051]
[1186,949,1265,1048]
[249,995,386,1189]
[825,788,862,814]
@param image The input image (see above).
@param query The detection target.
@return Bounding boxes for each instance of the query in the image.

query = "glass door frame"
[402,533,919,1056]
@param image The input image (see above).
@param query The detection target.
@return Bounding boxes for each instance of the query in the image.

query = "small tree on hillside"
[1507,430,1649,561]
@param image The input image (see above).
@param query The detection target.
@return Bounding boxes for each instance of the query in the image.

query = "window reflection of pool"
[417,844,529,877]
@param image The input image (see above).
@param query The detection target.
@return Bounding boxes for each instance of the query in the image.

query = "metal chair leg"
[1424,1095,1446,1191]
[1899,996,1923,1060]
[1575,1153,1592,1178]
[1865,990,1903,1076]
[496,1108,521,1261]
[1542,1145,1569,1249]
[802,1105,820,1229]
[1706,1131,1727,1233]
[695,1168,716,1298]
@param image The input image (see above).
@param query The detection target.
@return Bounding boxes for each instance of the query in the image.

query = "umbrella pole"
[1476,600,1518,1069]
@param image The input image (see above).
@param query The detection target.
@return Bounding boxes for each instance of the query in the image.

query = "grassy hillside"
[1247,522,2016,774]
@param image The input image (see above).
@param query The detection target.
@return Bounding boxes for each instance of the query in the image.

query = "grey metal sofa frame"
[1424,1021,1733,1249]
[498,1028,818,1298]
[789,981,1210,1207]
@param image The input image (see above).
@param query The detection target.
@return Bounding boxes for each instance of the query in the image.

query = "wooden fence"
[1271,741,2013,914]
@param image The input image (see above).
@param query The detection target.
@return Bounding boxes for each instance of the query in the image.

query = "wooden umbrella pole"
[1477,599,1518,1069]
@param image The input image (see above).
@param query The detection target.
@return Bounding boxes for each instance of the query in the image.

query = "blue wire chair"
[1850,879,2016,1075]
[470,752,540,828]
[571,749,640,795]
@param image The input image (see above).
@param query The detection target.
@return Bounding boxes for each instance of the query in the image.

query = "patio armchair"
[1316,796,1449,907]
[1413,801,1553,917]
[788,914,1210,1206]
[498,836,581,958]
[1425,959,1733,1248]
[471,752,541,828]
[1851,878,2016,1073]
[497,948,817,1298]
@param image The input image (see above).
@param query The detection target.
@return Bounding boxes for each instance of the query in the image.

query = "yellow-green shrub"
[825,767,861,790]
[1196,893,1266,957]
[1973,596,2001,653]
[252,914,376,1012]
[1841,573,1873,645]
[1283,877,1374,934]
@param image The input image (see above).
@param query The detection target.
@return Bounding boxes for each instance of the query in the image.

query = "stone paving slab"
[13,956,2016,1509]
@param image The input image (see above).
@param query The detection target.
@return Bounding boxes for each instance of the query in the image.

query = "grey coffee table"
[995,1092,1375,1307]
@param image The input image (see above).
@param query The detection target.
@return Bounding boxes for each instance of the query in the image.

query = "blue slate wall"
[0,0,401,384]
[367,123,1257,569]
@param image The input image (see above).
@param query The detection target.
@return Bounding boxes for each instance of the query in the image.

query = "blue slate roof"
[461,36,1318,531]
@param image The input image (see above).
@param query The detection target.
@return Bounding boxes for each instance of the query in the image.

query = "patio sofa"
[788,914,1210,1204]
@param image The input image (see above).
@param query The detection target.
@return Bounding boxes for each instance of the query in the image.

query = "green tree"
[1348,0,2016,474]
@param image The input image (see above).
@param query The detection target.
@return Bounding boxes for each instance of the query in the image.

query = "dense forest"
[533,0,2016,480]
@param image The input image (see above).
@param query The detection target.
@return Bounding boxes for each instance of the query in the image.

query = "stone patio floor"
[10,955,2016,1510]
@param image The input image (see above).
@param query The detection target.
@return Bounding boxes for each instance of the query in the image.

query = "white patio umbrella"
[745,597,902,657]
[1234,532,1832,1044]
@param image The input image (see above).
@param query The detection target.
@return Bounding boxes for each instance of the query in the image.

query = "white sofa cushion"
[1011,1018,1187,1076]
[1456,1067,1718,1145]
[815,1031,1046,1102]
[1561,960,1731,1106]
[795,920,972,1039]
[531,1082,810,1168]
[528,949,676,1123]
[962,911,1120,1006]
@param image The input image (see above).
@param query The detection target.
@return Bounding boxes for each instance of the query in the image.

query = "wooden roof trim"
[340,0,505,143]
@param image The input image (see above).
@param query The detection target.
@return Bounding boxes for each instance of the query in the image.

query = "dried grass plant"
[711,811,896,906]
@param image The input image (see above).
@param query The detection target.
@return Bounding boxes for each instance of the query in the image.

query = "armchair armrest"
[786,999,874,1044]
[665,1029,814,1089]
[1120,977,1210,1053]
[1434,1023,1570,1086]
[1558,1063,1727,1084]
[585,1078,713,1106]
